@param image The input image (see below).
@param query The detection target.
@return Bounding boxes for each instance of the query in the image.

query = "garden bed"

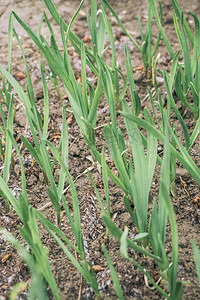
[0,0,200,299]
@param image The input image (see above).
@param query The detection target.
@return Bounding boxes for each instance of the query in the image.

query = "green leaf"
[34,208,80,254]
[88,171,106,214]
[44,140,84,252]
[149,0,175,59]
[46,186,60,212]
[84,134,127,192]
[174,69,193,111]
[81,42,89,118]
[102,244,124,300]
[103,213,158,261]
[7,131,28,205]
[101,148,110,216]
[158,111,170,245]
[163,69,190,150]
[41,65,49,139]
[181,13,193,85]
[122,100,149,234]
[119,111,200,186]
[0,229,48,300]
[190,11,200,75]
[97,9,106,56]
[88,71,102,127]
[101,4,117,70]
[117,67,127,102]
[191,240,200,285]
[104,124,131,193]
[57,106,68,201]
[144,108,157,191]
[119,226,168,298]
[171,0,194,46]
[0,176,21,218]
[3,95,13,184]
[102,0,140,51]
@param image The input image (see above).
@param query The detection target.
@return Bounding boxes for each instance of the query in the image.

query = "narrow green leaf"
[103,213,158,261]
[104,125,131,193]
[0,177,21,217]
[41,65,49,139]
[40,142,59,198]
[8,12,13,97]
[97,9,106,56]
[102,244,124,300]
[46,186,60,212]
[117,67,127,102]
[144,108,157,191]
[84,134,127,193]
[0,229,48,300]
[174,69,193,111]
[164,69,190,150]
[21,135,40,164]
[120,111,200,185]
[173,10,183,50]
[58,106,68,200]
[158,112,170,245]
[0,99,7,129]
[7,131,28,204]
[171,0,194,46]
[44,140,84,252]
[190,11,200,75]
[102,0,140,51]
[149,0,175,59]
[101,4,117,70]
[122,100,148,234]
[181,14,193,85]
[3,95,13,184]
[45,228,99,294]
[101,148,110,215]
[90,0,97,55]
[120,226,168,298]
[88,72,102,127]
[34,208,79,254]
[191,241,200,285]
[81,42,89,118]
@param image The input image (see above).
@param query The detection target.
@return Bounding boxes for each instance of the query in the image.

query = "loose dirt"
[0,0,200,299]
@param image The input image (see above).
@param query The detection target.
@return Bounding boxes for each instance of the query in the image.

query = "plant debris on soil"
[0,0,200,299]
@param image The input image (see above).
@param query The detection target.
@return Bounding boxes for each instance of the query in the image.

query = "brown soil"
[0,0,200,299]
